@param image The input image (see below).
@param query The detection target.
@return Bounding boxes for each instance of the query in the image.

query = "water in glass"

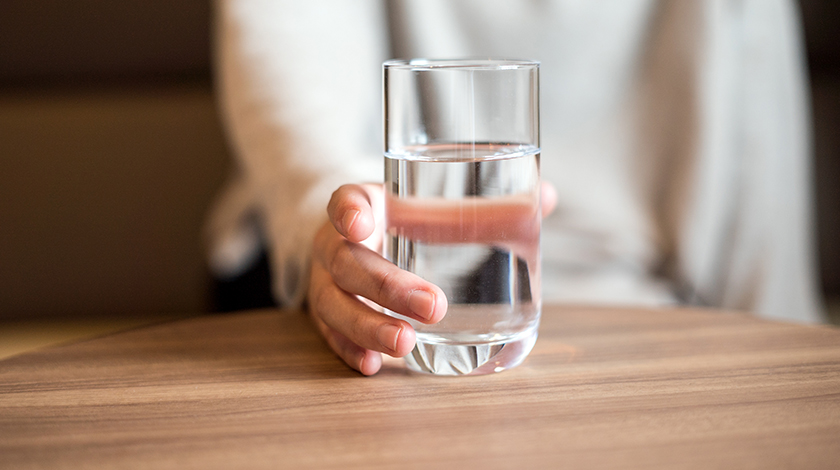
[384,142,541,375]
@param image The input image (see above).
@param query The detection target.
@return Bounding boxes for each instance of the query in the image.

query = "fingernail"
[408,290,435,320]
[376,323,402,353]
[342,209,360,234]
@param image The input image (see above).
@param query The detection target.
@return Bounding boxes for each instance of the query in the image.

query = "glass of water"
[383,59,541,375]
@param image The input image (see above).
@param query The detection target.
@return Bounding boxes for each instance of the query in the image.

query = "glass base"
[404,326,538,376]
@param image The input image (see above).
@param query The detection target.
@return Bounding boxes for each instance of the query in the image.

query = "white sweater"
[207,0,823,323]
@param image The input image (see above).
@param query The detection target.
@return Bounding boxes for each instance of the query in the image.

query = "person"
[206,0,824,375]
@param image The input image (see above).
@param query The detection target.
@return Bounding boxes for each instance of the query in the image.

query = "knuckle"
[376,269,397,304]
[326,241,353,280]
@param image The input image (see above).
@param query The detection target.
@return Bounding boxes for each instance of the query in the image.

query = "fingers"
[309,261,417,359]
[309,211,444,375]
[309,307,383,376]
[327,184,377,243]
[316,230,447,324]
[314,184,444,376]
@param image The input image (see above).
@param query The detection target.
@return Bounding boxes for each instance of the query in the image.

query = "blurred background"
[0,1,838,354]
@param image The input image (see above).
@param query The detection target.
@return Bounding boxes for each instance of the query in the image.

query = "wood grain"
[1,305,839,469]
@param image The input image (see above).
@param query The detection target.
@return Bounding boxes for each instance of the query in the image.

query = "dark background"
[0,0,837,319]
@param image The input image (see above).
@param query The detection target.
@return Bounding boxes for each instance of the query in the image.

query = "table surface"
[2,305,839,469]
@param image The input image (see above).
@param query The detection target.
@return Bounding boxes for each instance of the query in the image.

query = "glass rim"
[383,58,540,71]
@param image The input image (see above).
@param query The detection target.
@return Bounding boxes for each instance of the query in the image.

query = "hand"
[307,182,558,375]
[307,183,447,375]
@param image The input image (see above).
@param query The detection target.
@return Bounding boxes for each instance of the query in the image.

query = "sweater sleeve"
[211,0,388,306]
[647,0,823,322]
[717,0,823,322]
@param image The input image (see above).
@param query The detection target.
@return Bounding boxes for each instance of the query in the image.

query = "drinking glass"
[383,59,540,375]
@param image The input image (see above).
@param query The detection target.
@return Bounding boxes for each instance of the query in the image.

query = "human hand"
[307,183,447,375]
[307,182,557,375]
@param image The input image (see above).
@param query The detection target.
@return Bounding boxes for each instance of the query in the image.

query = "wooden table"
[2,305,839,469]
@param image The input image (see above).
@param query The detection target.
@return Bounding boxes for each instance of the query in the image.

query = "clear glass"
[383,59,541,375]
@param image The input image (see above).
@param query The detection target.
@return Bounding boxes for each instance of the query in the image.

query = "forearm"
[215,0,388,305]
